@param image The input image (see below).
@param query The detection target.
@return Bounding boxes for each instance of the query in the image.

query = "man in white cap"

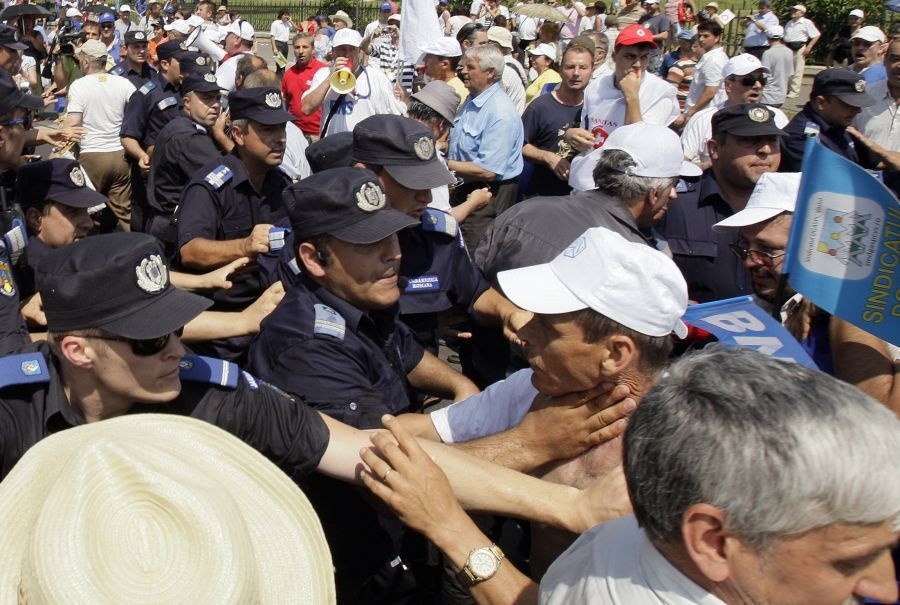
[300,28,405,137]
[419,36,468,109]
[115,3,134,38]
[850,25,887,82]
[783,4,820,99]
[681,53,789,168]
[216,19,256,92]
[854,36,900,151]
[712,173,898,410]
[761,25,793,107]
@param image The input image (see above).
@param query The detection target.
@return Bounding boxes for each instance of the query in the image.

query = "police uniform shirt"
[0,256,27,357]
[176,154,290,308]
[119,71,182,148]
[657,171,753,303]
[148,116,223,218]
[110,59,158,89]
[0,342,330,481]
[247,274,425,430]
[397,209,490,349]
[780,103,863,172]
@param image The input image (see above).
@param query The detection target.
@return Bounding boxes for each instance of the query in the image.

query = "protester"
[849,25,887,83]
[742,0,779,59]
[761,25,793,107]
[783,4,820,99]
[854,37,900,152]
[281,32,324,141]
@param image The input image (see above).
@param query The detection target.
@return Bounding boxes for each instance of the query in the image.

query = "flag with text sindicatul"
[785,138,900,346]
[683,296,818,369]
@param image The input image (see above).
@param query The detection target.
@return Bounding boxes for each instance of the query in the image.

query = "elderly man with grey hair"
[447,44,524,253]
[361,347,900,605]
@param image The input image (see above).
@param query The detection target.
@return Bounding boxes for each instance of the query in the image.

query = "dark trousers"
[454,179,518,256]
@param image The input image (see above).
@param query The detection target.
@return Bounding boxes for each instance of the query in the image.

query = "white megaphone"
[329,67,356,94]
[184,25,226,63]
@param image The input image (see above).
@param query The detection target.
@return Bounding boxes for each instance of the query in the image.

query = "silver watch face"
[469,548,499,579]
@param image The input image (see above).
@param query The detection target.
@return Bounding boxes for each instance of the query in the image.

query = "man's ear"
[24,206,42,235]
[707,136,720,162]
[681,503,736,583]
[599,333,636,375]
[58,335,97,370]
[298,241,326,277]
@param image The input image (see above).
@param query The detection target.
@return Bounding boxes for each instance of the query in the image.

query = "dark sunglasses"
[101,23,114,28]
[0,112,33,130]
[90,327,184,356]
[732,74,767,87]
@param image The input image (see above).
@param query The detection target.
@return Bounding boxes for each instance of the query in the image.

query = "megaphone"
[184,25,226,63]
[329,67,356,94]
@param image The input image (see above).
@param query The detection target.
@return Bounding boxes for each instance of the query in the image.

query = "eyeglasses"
[729,241,785,265]
[0,113,33,130]
[89,327,184,356]
[732,74,767,87]
[101,23,114,28]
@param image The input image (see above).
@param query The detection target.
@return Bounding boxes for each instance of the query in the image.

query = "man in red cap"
[565,23,679,192]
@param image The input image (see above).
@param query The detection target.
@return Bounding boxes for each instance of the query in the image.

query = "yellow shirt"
[525,69,561,105]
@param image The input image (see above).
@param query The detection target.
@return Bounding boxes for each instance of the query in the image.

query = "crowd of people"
[0,0,898,602]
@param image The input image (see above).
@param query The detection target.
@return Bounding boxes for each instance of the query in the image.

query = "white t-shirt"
[783,16,820,44]
[215,51,252,93]
[501,60,527,114]
[684,46,727,111]
[430,369,538,443]
[681,101,789,163]
[304,65,407,136]
[568,71,679,191]
[66,72,136,152]
[281,121,311,180]
[540,516,729,605]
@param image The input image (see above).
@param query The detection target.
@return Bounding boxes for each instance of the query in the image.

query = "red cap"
[614,24,658,49]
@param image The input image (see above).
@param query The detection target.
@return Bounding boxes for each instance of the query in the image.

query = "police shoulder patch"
[157,96,178,111]
[0,353,50,389]
[421,208,458,237]
[0,260,16,298]
[112,65,125,75]
[203,165,234,190]
[179,355,239,389]
[139,80,157,95]
[313,303,346,340]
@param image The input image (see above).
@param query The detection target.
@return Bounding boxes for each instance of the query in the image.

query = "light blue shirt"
[744,11,779,47]
[449,82,524,181]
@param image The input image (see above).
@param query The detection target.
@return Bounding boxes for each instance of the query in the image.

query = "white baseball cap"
[713,172,801,231]
[723,53,771,78]
[528,43,557,58]
[163,19,191,34]
[420,36,461,57]
[851,25,886,43]
[225,18,255,41]
[331,28,362,48]
[791,4,807,12]
[498,228,689,339]
[65,7,81,17]
[186,14,205,27]
[849,8,864,18]
[603,122,702,178]
[119,3,131,11]
[766,24,784,38]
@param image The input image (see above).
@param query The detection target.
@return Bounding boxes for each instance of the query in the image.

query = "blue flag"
[784,138,900,346]
[683,296,818,369]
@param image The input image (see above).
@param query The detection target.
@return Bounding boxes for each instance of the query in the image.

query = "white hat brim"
[497,263,588,315]
[712,206,785,231]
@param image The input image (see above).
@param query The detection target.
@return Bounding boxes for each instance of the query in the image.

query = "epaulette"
[156,96,178,111]
[0,353,50,389]
[203,165,233,190]
[268,226,290,252]
[178,355,239,389]
[111,65,125,75]
[139,80,157,95]
[421,208,458,238]
[313,303,345,341]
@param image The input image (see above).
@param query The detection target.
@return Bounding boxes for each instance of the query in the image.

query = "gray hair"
[624,347,900,552]
[464,45,504,83]
[243,68,278,88]
[583,30,609,54]
[593,149,677,203]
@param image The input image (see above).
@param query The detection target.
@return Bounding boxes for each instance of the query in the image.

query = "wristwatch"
[456,544,505,587]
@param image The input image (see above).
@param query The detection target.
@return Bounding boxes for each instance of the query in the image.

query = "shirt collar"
[470,82,502,108]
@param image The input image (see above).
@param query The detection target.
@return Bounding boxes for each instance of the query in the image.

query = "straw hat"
[0,414,335,604]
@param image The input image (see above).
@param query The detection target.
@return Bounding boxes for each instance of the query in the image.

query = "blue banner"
[683,296,819,369]
[784,138,900,346]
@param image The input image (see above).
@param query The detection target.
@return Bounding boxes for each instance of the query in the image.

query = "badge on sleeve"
[313,304,346,340]
[421,208,458,237]
[139,80,157,95]
[0,260,16,298]
[204,165,234,190]
[156,96,178,111]
[0,353,50,389]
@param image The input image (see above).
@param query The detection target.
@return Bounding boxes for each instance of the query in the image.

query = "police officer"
[110,29,157,88]
[146,71,225,257]
[176,86,293,360]
[246,167,479,603]
[657,103,785,302]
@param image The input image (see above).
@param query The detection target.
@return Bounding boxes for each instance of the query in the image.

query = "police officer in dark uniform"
[351,115,528,354]
[110,29,157,88]
[657,103,784,302]
[145,71,225,257]
[0,232,330,481]
[247,167,479,604]
[176,86,293,361]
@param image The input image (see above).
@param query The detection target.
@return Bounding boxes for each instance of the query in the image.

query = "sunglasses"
[89,327,184,356]
[732,74,767,86]
[0,113,33,130]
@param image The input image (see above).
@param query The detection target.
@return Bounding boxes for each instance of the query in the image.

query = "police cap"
[17,159,107,210]
[0,70,42,117]
[123,30,148,45]
[155,39,182,61]
[228,87,294,125]
[352,115,455,190]
[37,233,212,339]
[174,50,210,75]
[711,103,784,138]
[304,131,354,174]
[284,168,419,244]
[810,68,877,108]
[0,24,28,51]
[180,71,222,96]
